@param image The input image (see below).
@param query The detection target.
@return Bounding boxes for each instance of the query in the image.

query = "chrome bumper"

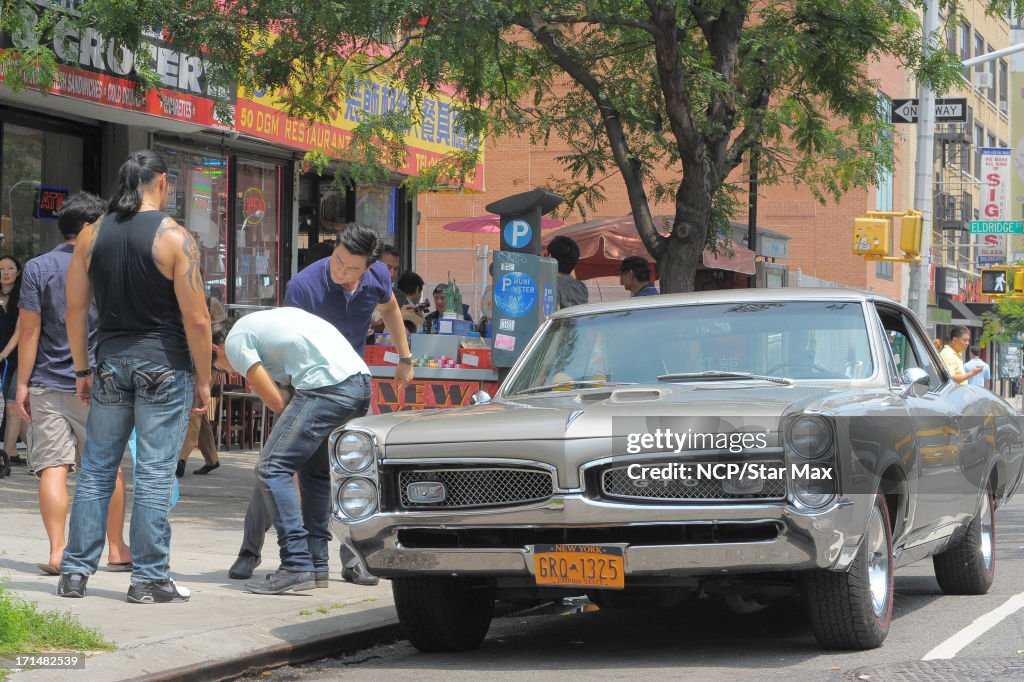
[332,494,870,580]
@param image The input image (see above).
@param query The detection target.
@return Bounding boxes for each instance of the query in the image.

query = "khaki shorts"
[27,387,87,477]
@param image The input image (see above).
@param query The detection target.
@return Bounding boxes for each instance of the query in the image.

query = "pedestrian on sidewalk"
[0,255,28,466]
[964,346,991,390]
[177,293,226,477]
[16,192,132,575]
[212,307,371,594]
[229,224,412,587]
[59,150,212,604]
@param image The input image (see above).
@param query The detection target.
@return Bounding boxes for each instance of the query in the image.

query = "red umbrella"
[542,214,755,280]
[442,214,563,233]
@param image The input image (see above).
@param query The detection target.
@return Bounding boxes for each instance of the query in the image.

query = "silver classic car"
[329,289,1023,651]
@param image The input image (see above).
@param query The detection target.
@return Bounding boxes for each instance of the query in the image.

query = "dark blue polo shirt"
[284,258,392,355]
[634,283,660,297]
[19,243,99,391]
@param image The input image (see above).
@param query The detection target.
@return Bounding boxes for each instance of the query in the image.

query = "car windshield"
[504,301,874,394]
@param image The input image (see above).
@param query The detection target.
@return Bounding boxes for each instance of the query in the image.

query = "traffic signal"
[981,268,1011,296]
[852,217,890,256]
[900,212,922,257]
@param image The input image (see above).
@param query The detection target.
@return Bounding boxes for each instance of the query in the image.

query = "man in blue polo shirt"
[229,223,413,586]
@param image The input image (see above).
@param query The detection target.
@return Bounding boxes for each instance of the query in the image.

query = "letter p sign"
[503,219,532,249]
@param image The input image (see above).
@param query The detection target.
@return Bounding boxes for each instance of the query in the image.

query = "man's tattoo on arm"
[152,218,177,266]
[182,231,202,294]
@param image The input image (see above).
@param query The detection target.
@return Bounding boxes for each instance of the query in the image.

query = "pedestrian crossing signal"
[852,217,889,256]
[981,269,1010,295]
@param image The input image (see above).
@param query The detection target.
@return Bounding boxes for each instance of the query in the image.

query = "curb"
[131,620,402,682]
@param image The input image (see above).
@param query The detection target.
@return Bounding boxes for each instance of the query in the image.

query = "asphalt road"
[248,496,1024,681]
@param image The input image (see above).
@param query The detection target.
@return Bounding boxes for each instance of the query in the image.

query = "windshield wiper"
[514,380,635,396]
[657,371,794,386]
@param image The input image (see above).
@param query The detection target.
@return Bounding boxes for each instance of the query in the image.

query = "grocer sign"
[0,1,233,127]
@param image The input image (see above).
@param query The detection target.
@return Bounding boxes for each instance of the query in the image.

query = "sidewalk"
[0,450,398,681]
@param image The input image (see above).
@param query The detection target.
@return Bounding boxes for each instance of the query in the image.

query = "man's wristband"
[74,368,93,377]
[398,356,414,365]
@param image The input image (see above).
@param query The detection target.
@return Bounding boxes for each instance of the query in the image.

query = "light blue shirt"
[225,307,370,391]
[963,358,990,387]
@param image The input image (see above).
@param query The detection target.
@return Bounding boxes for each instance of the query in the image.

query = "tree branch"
[523,15,667,258]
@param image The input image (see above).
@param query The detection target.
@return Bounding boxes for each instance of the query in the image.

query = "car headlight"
[787,415,833,459]
[791,477,836,509]
[333,431,375,473]
[338,478,378,519]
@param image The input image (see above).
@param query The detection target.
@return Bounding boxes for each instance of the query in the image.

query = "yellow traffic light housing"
[900,212,922,257]
[851,210,922,263]
[852,217,890,256]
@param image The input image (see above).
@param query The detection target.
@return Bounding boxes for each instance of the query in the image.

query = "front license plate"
[533,544,625,590]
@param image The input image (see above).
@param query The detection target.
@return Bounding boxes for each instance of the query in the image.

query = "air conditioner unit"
[974,71,994,89]
[1000,100,1009,114]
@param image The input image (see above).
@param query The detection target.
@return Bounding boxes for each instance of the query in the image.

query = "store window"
[356,184,398,245]
[154,143,229,303]
[234,159,281,306]
[1,123,85,263]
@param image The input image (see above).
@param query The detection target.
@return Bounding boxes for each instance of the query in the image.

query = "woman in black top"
[0,255,24,466]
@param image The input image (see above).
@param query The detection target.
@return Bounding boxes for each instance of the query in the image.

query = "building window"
[975,34,986,82]
[988,45,997,103]
[876,94,894,212]
[988,133,997,149]
[975,124,985,178]
[876,261,894,280]
[999,60,1008,112]
[961,22,972,78]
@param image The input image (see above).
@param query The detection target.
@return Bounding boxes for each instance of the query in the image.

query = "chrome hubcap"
[981,495,994,572]
[866,507,890,617]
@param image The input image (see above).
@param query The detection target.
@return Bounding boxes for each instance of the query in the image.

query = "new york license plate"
[533,544,625,590]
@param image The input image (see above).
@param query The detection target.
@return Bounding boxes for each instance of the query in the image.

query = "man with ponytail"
[59,150,212,604]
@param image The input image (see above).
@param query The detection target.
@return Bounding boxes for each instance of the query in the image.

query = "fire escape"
[932,123,974,274]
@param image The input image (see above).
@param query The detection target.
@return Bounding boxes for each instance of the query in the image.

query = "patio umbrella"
[541,214,755,280]
[442,214,563,233]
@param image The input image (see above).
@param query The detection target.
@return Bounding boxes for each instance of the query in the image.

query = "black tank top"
[89,210,192,371]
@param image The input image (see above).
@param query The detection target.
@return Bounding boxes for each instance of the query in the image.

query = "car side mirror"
[470,390,492,405]
[900,367,930,398]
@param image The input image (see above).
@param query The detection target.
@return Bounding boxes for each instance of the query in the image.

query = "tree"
[1,1,1012,291]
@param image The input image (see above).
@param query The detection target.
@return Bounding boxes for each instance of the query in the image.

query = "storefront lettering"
[372,379,481,414]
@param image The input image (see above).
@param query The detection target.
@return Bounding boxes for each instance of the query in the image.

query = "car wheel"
[802,492,893,650]
[392,576,494,652]
[933,490,996,595]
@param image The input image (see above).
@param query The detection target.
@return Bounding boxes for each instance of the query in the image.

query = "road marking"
[922,591,1024,660]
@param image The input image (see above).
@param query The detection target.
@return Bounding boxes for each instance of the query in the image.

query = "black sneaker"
[315,571,329,588]
[175,460,186,478]
[127,579,191,604]
[228,553,261,580]
[245,570,315,595]
[56,573,88,598]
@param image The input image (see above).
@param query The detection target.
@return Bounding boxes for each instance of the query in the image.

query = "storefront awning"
[939,298,983,328]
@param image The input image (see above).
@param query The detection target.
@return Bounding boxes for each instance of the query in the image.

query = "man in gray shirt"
[546,236,589,309]
[16,192,131,575]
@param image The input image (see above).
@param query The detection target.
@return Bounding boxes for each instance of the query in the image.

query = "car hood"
[353,382,866,446]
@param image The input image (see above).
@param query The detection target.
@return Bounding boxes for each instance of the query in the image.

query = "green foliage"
[980,298,1024,348]
[0,582,113,656]
[1,0,1018,290]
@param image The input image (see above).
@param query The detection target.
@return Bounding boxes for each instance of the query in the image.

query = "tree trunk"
[659,231,704,293]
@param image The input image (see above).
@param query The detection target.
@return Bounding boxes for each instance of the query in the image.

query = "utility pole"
[909,0,938,329]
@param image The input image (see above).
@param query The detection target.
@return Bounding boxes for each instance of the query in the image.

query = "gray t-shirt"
[557,274,589,309]
[19,243,99,392]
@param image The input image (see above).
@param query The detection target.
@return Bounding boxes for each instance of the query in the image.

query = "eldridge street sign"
[970,220,1024,234]
[891,98,968,124]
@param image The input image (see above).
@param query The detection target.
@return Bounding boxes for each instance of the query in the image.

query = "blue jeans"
[62,356,194,582]
[258,373,370,572]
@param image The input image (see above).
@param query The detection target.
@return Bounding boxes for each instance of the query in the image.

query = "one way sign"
[891,98,968,124]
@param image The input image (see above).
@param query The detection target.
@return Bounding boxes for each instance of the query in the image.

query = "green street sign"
[969,220,1024,234]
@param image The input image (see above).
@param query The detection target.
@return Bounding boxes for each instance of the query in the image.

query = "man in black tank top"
[58,150,212,605]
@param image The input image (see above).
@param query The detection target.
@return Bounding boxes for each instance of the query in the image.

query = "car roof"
[551,287,900,319]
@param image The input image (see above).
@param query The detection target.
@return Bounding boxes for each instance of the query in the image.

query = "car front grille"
[600,459,787,502]
[397,467,555,509]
